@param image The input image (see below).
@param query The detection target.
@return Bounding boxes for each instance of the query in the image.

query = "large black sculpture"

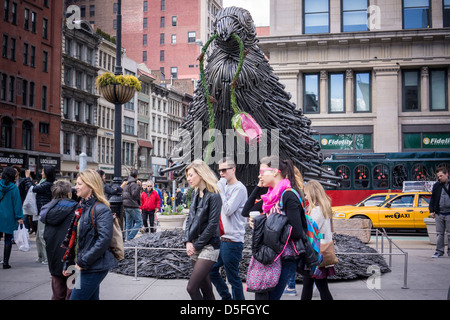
[167,6,339,187]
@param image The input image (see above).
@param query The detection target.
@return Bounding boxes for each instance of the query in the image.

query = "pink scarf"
[261,179,291,213]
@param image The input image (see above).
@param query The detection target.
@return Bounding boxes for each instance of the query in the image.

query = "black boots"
[3,244,12,269]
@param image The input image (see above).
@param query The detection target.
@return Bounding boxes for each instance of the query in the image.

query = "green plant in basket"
[161,204,184,215]
[96,72,142,91]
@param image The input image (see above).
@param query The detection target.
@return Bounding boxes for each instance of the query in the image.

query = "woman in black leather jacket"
[62,169,117,300]
[184,159,222,300]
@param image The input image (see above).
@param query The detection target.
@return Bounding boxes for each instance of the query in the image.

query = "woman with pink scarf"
[242,156,307,300]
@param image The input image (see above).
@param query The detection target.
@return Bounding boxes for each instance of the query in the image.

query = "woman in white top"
[301,180,335,300]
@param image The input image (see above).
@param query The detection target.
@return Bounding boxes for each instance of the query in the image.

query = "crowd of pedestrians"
[1,160,448,301]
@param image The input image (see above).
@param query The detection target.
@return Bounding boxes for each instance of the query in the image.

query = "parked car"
[333,192,431,229]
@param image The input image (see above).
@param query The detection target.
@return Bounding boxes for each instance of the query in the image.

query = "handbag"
[246,256,282,293]
[23,187,38,216]
[90,202,125,261]
[13,224,30,252]
[319,219,338,267]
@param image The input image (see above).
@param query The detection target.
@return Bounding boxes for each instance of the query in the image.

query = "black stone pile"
[112,228,390,281]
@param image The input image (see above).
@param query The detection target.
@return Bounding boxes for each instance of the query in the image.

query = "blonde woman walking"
[62,168,117,300]
[184,159,222,300]
[301,180,335,300]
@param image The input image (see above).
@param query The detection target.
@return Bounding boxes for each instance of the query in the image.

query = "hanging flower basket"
[96,72,141,104]
[99,84,136,104]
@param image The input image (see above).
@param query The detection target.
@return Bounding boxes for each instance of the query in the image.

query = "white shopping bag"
[13,224,30,252]
[23,186,38,216]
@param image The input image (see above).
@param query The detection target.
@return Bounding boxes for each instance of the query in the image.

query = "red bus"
[313,151,450,206]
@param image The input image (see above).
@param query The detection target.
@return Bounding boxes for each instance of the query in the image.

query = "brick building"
[0,0,63,175]
[65,0,223,81]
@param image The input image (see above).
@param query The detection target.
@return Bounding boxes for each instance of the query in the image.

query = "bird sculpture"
[168,6,339,187]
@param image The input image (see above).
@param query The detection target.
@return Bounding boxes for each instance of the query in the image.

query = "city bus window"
[392,164,408,189]
[373,164,389,189]
[354,164,369,189]
[411,163,428,181]
[336,165,351,189]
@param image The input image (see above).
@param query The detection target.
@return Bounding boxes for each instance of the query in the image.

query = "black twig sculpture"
[169,6,339,187]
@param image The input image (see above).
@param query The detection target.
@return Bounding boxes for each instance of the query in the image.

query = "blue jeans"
[124,208,142,240]
[210,241,245,300]
[70,270,108,300]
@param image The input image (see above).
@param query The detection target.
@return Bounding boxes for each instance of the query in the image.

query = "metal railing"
[119,226,409,289]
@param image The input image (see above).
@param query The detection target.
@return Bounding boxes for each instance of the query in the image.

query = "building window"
[402,69,420,111]
[31,11,36,33]
[329,73,345,113]
[143,17,147,28]
[22,121,33,150]
[143,34,147,45]
[85,104,92,124]
[30,45,36,67]
[22,79,27,105]
[89,5,95,17]
[160,16,165,27]
[342,0,368,32]
[429,69,448,111]
[304,0,329,34]
[172,16,177,26]
[23,42,28,64]
[113,19,117,30]
[75,101,80,121]
[43,18,48,39]
[143,50,147,62]
[9,37,15,60]
[444,0,450,27]
[161,0,165,11]
[39,122,49,134]
[113,3,118,13]
[4,0,9,22]
[160,33,165,44]
[2,35,7,58]
[143,1,148,12]
[8,75,14,102]
[124,116,134,134]
[303,73,320,113]
[63,132,71,155]
[188,31,196,43]
[160,50,164,61]
[171,34,176,44]
[41,85,47,110]
[1,117,13,148]
[354,71,371,112]
[0,74,6,100]
[171,67,178,79]
[11,2,17,25]
[24,8,29,29]
[403,0,430,29]
[42,51,48,72]
[75,135,82,155]
[80,5,85,17]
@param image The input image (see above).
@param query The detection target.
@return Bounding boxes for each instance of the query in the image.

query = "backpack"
[90,202,124,261]
[284,189,323,276]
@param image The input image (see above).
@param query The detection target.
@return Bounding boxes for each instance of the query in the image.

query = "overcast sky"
[222,0,270,26]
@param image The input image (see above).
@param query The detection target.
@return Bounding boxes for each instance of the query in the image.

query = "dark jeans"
[210,241,245,300]
[255,259,297,300]
[70,270,108,300]
[51,275,72,300]
[142,209,156,233]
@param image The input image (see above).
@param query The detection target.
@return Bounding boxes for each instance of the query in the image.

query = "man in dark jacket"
[429,166,450,258]
[39,180,77,300]
[122,169,142,240]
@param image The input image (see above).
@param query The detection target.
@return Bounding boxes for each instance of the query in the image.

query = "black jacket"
[429,182,450,215]
[185,188,222,251]
[75,197,118,272]
[122,176,141,208]
[41,199,77,276]
[23,178,53,214]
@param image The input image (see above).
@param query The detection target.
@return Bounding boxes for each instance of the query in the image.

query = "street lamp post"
[108,0,124,229]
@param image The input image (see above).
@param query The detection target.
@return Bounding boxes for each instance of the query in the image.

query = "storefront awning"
[138,140,153,149]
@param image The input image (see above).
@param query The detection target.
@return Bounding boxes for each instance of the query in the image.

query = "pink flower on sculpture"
[231,112,262,144]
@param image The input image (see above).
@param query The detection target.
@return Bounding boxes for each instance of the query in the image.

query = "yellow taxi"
[333,192,431,229]
[334,192,399,209]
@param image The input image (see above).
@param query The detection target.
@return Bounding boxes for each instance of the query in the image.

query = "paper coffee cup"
[249,211,260,218]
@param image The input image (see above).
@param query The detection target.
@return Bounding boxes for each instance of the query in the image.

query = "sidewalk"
[0,234,449,300]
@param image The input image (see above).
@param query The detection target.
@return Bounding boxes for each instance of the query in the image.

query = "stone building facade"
[258,0,450,156]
